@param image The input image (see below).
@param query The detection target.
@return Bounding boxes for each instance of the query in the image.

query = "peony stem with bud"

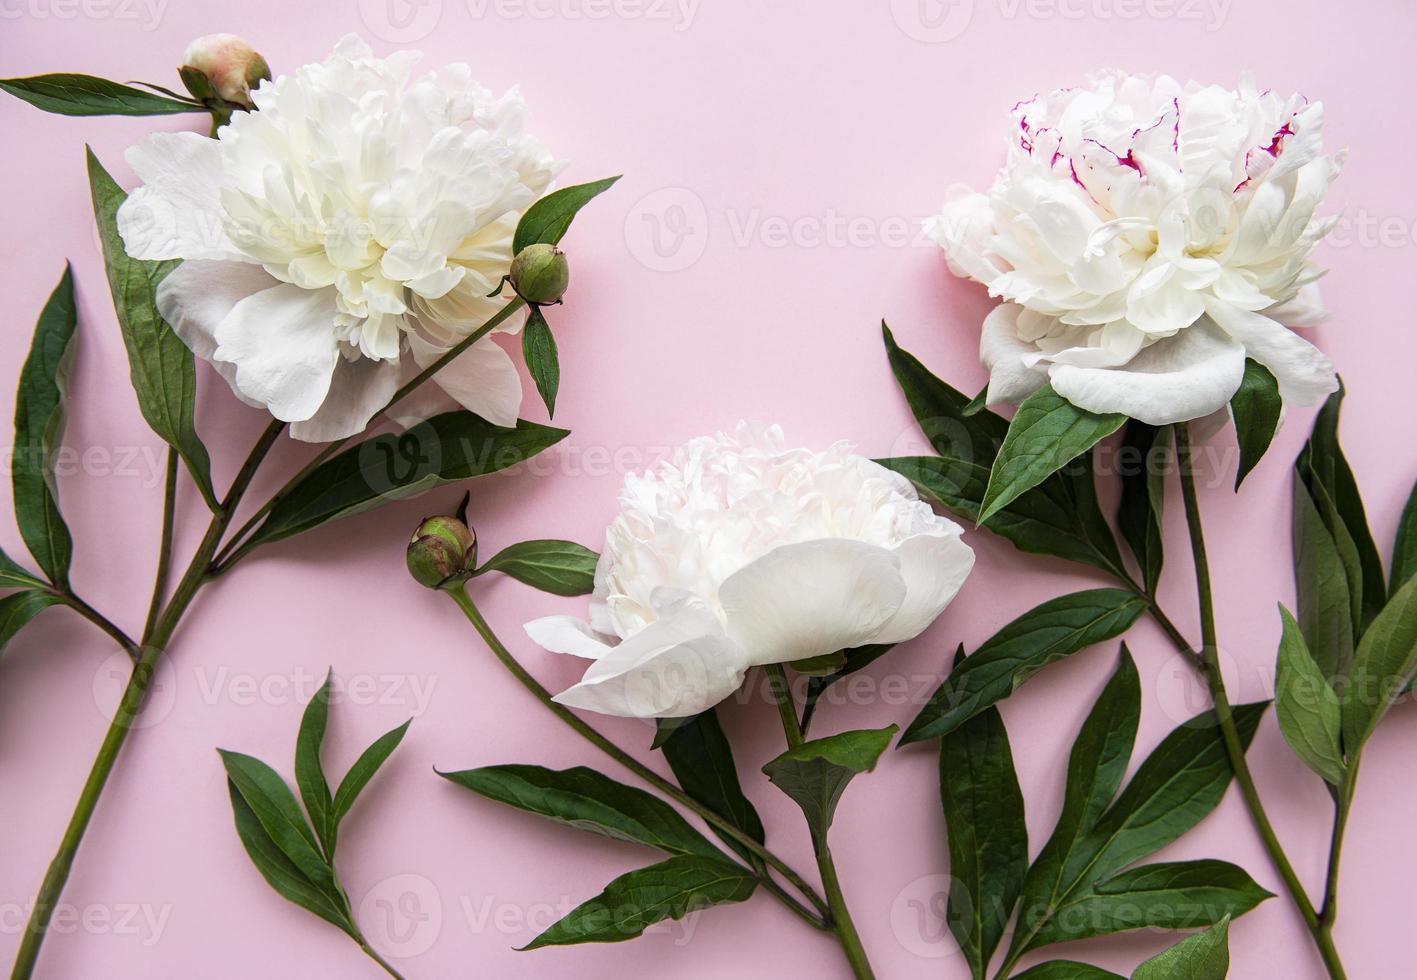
[443,584,833,929]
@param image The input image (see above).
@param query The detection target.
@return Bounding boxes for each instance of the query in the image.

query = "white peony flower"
[118,35,560,442]
[525,424,976,718]
[926,70,1342,426]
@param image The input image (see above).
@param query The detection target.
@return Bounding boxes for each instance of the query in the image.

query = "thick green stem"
[445,586,830,928]
[10,421,285,980]
[57,593,138,658]
[763,663,876,980]
[143,449,179,638]
[1173,424,1345,980]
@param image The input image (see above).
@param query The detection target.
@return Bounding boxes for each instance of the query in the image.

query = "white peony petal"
[1202,297,1338,408]
[288,355,401,443]
[410,333,523,427]
[525,616,613,660]
[118,132,241,261]
[874,529,976,644]
[212,284,341,422]
[154,259,277,409]
[1264,281,1329,327]
[924,189,1005,285]
[719,539,906,667]
[1048,318,1248,425]
[981,304,1050,405]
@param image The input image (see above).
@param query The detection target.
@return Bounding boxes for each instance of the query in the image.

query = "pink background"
[2,1,1415,977]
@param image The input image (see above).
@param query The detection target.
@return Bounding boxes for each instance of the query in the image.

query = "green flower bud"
[509,243,570,305]
[181,33,270,108]
[406,515,477,590]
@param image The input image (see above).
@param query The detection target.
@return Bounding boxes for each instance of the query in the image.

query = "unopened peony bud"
[509,243,569,305]
[181,33,270,108]
[407,515,477,590]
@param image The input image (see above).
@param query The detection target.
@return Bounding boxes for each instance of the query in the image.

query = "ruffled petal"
[925,189,1004,285]
[289,355,401,442]
[212,284,341,422]
[719,539,906,667]
[154,259,276,409]
[981,304,1050,405]
[1048,317,1247,425]
[118,132,241,261]
[525,616,614,660]
[1202,297,1338,407]
[873,529,976,644]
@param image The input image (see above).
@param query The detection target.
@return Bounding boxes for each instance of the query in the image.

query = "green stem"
[354,934,407,980]
[444,586,830,928]
[1173,424,1345,979]
[763,663,876,980]
[211,297,525,572]
[143,449,178,639]
[57,593,138,658]
[10,421,285,980]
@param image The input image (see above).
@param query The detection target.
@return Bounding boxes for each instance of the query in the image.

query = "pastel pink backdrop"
[2,1,1414,977]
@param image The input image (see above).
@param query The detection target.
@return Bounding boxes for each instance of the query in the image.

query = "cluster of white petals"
[526,424,975,718]
[927,70,1342,425]
[118,35,559,441]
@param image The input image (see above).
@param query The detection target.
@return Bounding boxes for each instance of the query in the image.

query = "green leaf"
[1028,861,1266,947]
[440,765,721,858]
[979,384,1125,525]
[1117,423,1168,594]
[1014,963,1124,979]
[330,720,410,826]
[1,74,204,116]
[762,725,897,846]
[513,176,621,254]
[1273,606,1344,785]
[219,750,332,889]
[0,590,62,652]
[1292,478,1356,682]
[1018,650,1141,938]
[656,709,766,863]
[226,780,353,935]
[1131,917,1231,980]
[295,671,335,855]
[0,550,46,591]
[522,307,560,417]
[87,149,216,509]
[521,854,756,949]
[1230,359,1282,489]
[13,266,77,587]
[1391,477,1417,597]
[1342,573,1417,752]
[1299,384,1385,633]
[939,704,1027,979]
[250,413,568,547]
[475,539,597,596]
[901,590,1145,745]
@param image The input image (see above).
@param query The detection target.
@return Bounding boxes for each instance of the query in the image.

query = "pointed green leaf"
[1015,963,1124,979]
[1,74,204,116]
[13,266,77,586]
[1131,917,1231,980]
[219,750,332,888]
[521,854,756,949]
[1342,573,1417,752]
[87,149,216,509]
[475,539,597,596]
[250,414,568,547]
[939,704,1027,978]
[1117,423,1168,593]
[331,720,410,826]
[1292,478,1356,682]
[0,590,62,652]
[441,764,721,858]
[0,550,46,591]
[513,176,621,254]
[657,709,766,863]
[295,671,335,855]
[1273,606,1344,785]
[980,384,1125,525]
[762,725,897,845]
[522,307,560,417]
[1230,359,1282,489]
[225,780,353,935]
[901,590,1145,745]
[1391,477,1417,597]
